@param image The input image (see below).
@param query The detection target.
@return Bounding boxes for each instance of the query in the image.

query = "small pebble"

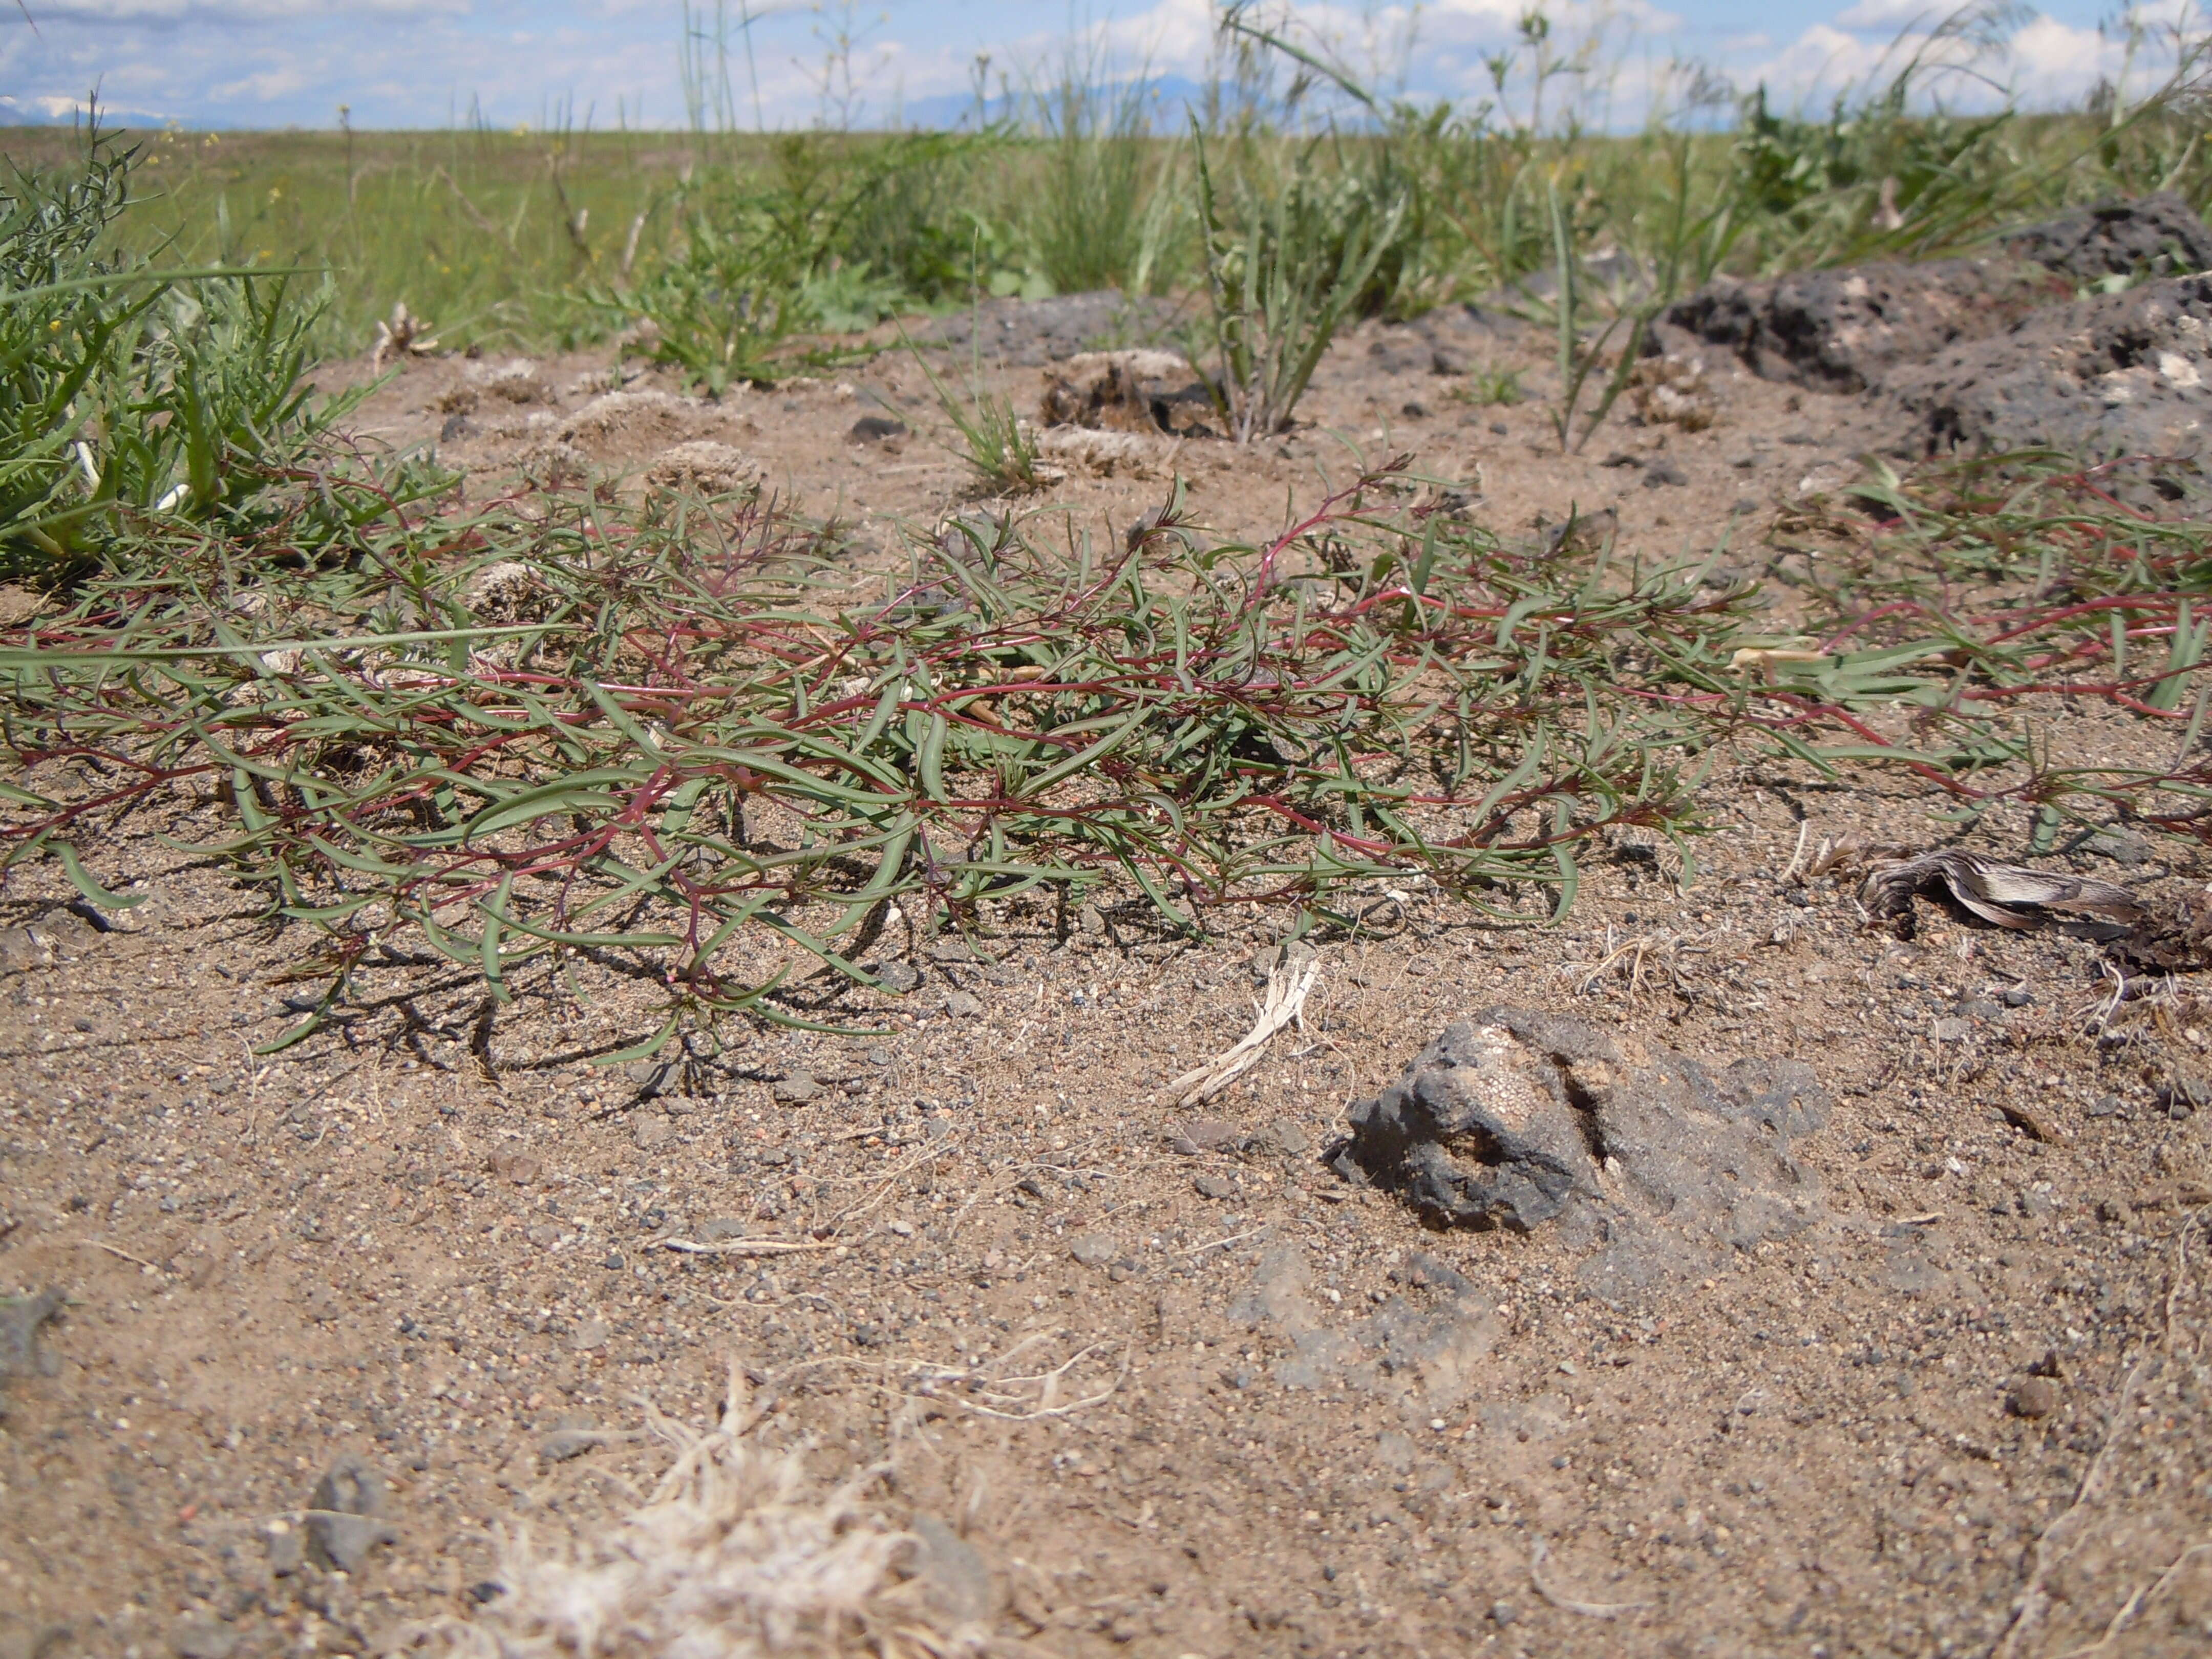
[1069,1233,1117,1266]
[2011,1376,2060,1418]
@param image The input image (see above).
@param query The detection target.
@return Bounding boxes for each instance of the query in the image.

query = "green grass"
[1,4,2198,373]
[0,457,1784,1049]
[7,11,2212,1051]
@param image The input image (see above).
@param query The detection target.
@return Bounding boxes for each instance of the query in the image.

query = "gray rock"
[1654,193,2212,399]
[569,1318,610,1351]
[1641,461,1688,488]
[1657,257,2064,392]
[1886,273,2212,459]
[266,1518,304,1576]
[0,1287,62,1380]
[1068,1233,1116,1267]
[1194,1174,1237,1200]
[771,1073,820,1104]
[539,1428,605,1462]
[847,415,909,444]
[910,1513,995,1626]
[943,990,983,1019]
[1259,1119,1312,1157]
[875,962,921,994]
[631,1114,673,1152]
[1332,1008,1828,1251]
[306,1456,395,1572]
[1997,192,2212,285]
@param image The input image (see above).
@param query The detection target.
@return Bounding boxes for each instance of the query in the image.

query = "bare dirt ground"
[4,297,2210,1659]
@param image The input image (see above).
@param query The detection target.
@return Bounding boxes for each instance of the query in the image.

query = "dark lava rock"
[1655,194,2212,397]
[1885,272,2212,458]
[1655,258,2064,393]
[1329,1008,1829,1250]
[1997,191,2212,285]
[910,290,1178,367]
[846,414,909,443]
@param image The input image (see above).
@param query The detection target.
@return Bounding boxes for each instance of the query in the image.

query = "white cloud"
[26,0,458,20]
[0,0,2201,133]
[1832,0,1944,31]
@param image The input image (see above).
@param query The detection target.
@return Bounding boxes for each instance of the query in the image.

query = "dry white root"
[441,1363,976,1658]
[1162,941,1320,1108]
[370,301,440,372]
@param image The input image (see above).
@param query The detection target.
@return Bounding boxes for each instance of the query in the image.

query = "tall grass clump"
[1028,55,1159,293]
[0,124,366,567]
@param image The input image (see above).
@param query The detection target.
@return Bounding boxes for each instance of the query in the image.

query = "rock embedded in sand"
[1885,272,2212,459]
[645,439,767,496]
[1330,1007,1829,1252]
[306,1455,397,1573]
[1656,193,2212,401]
[1038,349,1214,437]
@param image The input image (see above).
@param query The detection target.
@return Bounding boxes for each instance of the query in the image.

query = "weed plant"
[0,459,1793,1047]
[0,126,378,566]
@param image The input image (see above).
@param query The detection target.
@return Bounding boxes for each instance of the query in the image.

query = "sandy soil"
[2,298,2208,1659]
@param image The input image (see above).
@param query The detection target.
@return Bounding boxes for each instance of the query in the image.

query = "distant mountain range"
[892,75,1222,135]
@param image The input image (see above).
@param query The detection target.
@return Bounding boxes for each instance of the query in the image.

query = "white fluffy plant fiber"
[453,1364,966,1659]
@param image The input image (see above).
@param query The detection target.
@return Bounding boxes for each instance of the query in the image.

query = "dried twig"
[80,1238,159,1270]
[653,1237,843,1259]
[1163,945,1320,1107]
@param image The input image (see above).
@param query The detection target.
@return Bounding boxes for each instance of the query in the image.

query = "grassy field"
[3,4,2206,363]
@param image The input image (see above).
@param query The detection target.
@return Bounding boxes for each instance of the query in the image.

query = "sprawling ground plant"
[1742,452,2212,841]
[0,461,1785,1048]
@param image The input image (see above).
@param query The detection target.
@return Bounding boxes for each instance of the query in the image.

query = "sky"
[0,0,2194,133]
